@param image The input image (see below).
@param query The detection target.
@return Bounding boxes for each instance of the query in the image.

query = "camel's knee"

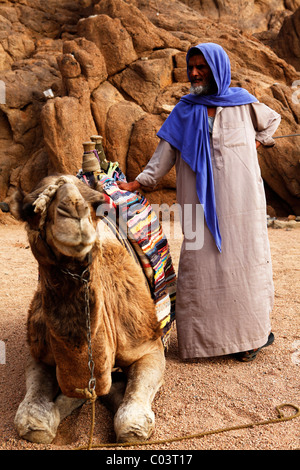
[55,394,85,421]
[101,371,127,413]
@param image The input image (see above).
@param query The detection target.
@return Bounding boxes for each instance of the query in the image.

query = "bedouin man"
[117,43,281,362]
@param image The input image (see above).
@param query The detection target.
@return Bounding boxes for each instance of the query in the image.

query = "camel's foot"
[15,394,84,444]
[14,399,60,444]
[114,402,155,443]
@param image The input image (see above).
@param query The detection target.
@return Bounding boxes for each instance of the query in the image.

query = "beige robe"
[136,102,281,359]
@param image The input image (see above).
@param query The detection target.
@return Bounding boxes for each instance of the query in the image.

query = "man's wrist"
[133,180,142,190]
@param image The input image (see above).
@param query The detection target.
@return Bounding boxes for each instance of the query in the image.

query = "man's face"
[188,54,216,95]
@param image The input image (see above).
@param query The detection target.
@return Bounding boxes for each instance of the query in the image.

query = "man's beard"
[190,81,217,96]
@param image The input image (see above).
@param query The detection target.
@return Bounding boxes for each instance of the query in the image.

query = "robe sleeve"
[135,139,177,188]
[250,102,281,146]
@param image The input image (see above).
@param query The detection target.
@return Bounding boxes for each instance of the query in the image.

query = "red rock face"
[0,0,299,215]
[275,7,300,72]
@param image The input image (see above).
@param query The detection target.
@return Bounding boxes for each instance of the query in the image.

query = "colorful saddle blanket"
[77,163,176,347]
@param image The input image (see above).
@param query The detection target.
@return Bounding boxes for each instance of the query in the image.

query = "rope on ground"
[74,402,300,450]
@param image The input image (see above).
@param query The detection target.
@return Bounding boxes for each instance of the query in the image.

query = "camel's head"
[10,175,105,262]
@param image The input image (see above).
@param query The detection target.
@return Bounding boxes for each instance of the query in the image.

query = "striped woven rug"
[77,165,176,347]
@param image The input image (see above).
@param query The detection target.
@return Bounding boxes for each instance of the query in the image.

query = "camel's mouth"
[52,236,95,259]
[49,216,97,259]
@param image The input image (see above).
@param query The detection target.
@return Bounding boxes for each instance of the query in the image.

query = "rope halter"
[32,176,75,230]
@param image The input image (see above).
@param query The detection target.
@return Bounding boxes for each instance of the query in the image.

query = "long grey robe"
[136,102,281,359]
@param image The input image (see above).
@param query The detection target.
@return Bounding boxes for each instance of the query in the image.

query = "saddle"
[77,137,176,347]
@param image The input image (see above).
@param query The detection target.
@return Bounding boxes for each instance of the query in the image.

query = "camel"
[10,175,165,444]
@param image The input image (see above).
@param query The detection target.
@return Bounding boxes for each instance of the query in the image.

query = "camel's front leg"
[14,357,84,444]
[114,343,165,442]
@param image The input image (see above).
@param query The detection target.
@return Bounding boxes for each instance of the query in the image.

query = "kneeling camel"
[11,175,165,444]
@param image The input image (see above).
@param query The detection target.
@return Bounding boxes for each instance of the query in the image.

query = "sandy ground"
[0,213,299,451]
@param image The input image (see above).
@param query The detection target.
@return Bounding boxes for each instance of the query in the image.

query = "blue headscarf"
[157,43,258,252]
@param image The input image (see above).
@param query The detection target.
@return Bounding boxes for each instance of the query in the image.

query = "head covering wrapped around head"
[157,43,258,251]
[186,43,231,95]
[184,42,256,105]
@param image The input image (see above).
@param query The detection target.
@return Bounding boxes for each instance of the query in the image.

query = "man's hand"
[116,180,141,192]
[255,140,261,149]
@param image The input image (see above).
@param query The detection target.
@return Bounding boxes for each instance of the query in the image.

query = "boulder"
[127,113,176,191]
[77,14,138,76]
[41,95,97,175]
[104,100,145,172]
[91,81,124,141]
[95,0,185,53]
[178,0,300,32]
[256,85,300,214]
[274,7,300,71]
[111,49,177,113]
[0,0,299,215]
[63,38,108,91]
[0,14,35,70]
[15,148,49,195]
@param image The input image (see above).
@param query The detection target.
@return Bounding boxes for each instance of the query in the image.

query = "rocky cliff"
[0,0,299,215]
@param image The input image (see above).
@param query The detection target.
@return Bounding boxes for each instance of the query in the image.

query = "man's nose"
[190,66,199,77]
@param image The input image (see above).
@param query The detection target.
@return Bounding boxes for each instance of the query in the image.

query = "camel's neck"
[38,252,100,347]
[39,257,94,299]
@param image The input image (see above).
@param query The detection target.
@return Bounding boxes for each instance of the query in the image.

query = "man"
[118,43,280,362]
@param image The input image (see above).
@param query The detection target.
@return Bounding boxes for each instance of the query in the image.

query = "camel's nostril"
[76,201,90,219]
[57,199,89,220]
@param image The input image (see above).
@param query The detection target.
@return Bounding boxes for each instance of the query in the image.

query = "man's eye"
[188,65,205,71]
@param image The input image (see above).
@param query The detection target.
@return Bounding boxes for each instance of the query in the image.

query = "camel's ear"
[76,179,106,210]
[9,188,26,221]
[9,188,39,226]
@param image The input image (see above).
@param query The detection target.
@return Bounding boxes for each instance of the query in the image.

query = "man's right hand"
[116,180,141,192]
